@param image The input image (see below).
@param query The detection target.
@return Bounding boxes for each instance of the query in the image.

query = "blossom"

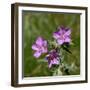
[53,26,71,45]
[46,50,60,68]
[32,37,48,58]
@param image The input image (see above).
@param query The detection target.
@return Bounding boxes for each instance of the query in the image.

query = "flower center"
[47,52,58,61]
[59,34,65,40]
[48,55,54,61]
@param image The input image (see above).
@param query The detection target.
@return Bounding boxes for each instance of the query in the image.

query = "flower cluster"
[32,26,71,68]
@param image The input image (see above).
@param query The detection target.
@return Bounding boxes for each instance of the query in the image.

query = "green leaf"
[62,45,72,54]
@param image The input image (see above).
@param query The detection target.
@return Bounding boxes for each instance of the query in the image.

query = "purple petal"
[48,61,53,68]
[52,58,59,64]
[34,51,41,58]
[43,40,47,46]
[45,55,49,60]
[64,30,71,36]
[53,32,60,39]
[58,27,65,34]
[42,47,47,53]
[65,37,71,43]
[57,39,64,45]
[41,41,48,53]
[32,44,39,51]
[36,37,43,46]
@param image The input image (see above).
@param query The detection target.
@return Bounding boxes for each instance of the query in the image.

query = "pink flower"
[32,37,48,58]
[53,26,71,45]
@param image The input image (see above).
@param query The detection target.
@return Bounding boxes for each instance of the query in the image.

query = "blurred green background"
[22,11,80,77]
